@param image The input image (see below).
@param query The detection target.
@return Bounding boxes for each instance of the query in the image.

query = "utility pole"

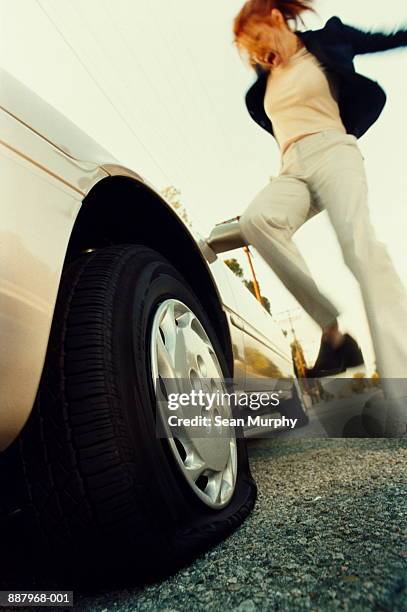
[243,245,263,304]
[275,308,302,340]
[275,308,308,378]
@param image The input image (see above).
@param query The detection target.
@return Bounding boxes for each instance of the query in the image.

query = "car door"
[222,264,294,384]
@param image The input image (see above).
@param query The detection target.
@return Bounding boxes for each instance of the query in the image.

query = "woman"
[233,0,407,432]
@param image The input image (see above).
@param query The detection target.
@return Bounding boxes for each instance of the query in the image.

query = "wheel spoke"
[205,471,223,505]
[176,310,195,330]
[159,301,178,361]
[156,332,176,379]
[160,302,192,378]
[183,453,207,484]
[222,443,237,489]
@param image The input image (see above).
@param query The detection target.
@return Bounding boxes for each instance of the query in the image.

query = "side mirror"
[205,219,249,254]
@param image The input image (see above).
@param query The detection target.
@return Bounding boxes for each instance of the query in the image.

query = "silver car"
[0,68,306,585]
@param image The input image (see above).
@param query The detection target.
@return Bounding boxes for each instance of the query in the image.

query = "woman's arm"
[342,21,407,55]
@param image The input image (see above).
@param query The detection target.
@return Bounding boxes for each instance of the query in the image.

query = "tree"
[244,280,271,314]
[225,259,271,314]
[224,258,244,278]
[261,296,271,314]
[161,185,193,229]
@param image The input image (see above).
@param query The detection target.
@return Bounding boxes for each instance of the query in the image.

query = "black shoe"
[340,333,365,368]
[305,334,364,378]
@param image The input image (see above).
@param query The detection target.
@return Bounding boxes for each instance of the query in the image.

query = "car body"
[0,68,309,584]
[0,67,297,452]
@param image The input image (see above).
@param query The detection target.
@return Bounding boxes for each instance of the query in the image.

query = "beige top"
[264,45,346,153]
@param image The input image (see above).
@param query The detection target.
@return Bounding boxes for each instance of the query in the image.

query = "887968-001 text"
[0,591,73,607]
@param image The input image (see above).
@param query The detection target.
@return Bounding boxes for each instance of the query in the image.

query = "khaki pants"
[239,129,407,386]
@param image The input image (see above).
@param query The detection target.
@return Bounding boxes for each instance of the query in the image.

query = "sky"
[1,0,406,371]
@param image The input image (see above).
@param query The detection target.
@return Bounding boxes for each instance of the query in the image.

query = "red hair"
[234,0,314,34]
[233,0,315,67]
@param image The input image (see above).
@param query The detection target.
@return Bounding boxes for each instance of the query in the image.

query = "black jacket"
[245,16,407,139]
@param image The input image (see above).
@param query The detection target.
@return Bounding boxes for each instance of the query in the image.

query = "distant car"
[0,69,306,583]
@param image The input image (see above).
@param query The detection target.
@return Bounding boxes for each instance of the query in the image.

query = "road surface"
[77,437,407,611]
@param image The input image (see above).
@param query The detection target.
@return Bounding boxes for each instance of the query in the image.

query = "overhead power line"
[100,0,200,172]
[166,0,236,152]
[35,0,174,184]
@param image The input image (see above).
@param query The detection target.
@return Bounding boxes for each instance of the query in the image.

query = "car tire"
[2,244,256,586]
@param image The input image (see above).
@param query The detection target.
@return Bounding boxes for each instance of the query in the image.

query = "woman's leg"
[309,133,407,398]
[239,175,339,329]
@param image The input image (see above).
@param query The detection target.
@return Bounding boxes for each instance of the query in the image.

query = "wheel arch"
[65,174,234,374]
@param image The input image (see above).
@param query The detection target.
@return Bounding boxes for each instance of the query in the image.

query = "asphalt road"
[77,438,407,611]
